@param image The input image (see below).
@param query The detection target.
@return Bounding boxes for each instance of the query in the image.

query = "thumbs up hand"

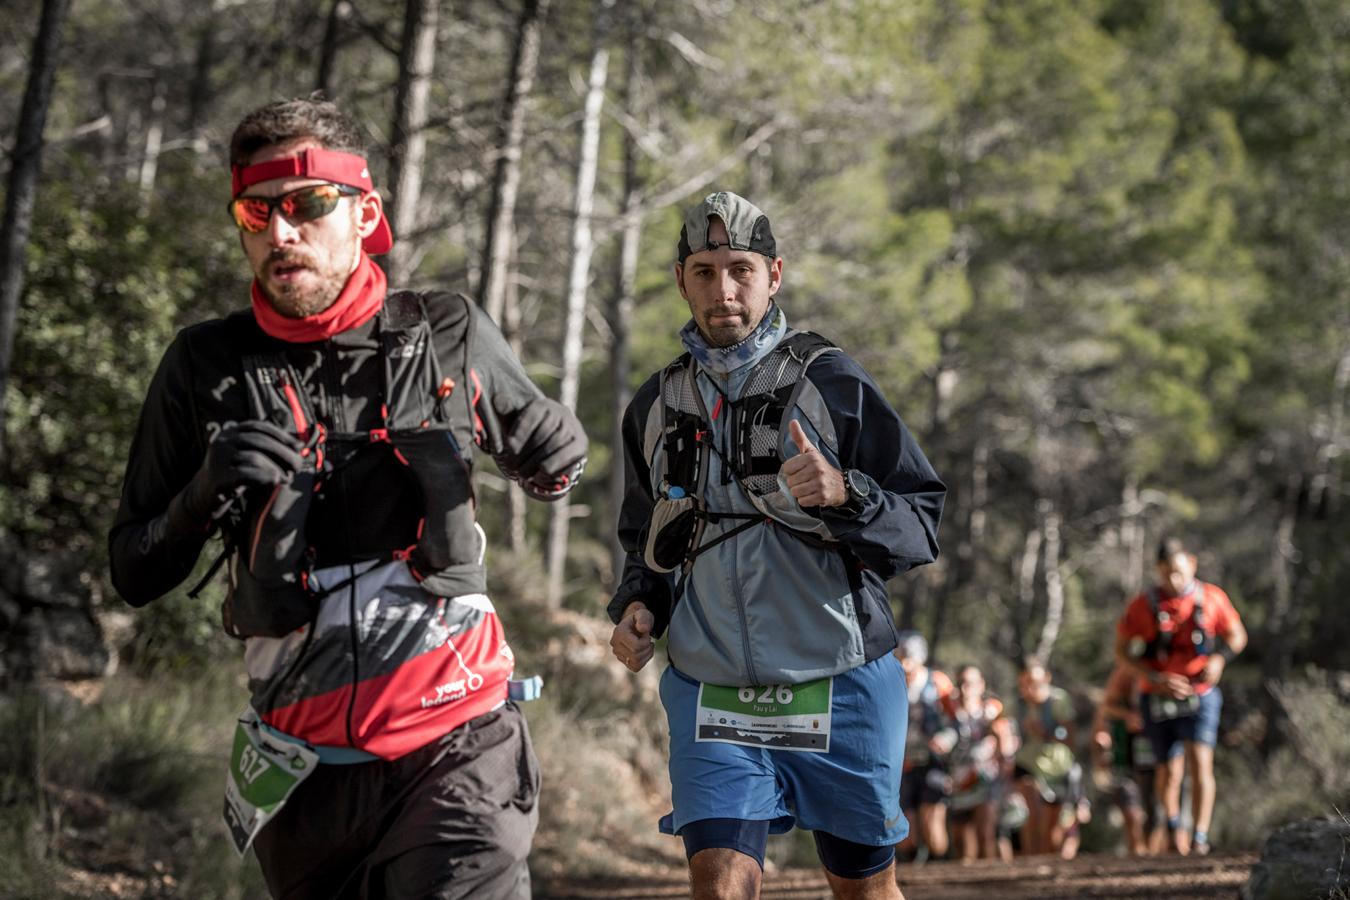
[781,418,847,508]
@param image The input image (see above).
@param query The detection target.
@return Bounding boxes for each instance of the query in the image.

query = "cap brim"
[364,214,393,255]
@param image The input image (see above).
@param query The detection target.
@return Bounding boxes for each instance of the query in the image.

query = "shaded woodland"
[0,0,1347,893]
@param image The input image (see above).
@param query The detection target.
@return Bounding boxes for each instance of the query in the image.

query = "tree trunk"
[1261,472,1302,756]
[0,0,71,463]
[186,11,217,156]
[930,332,957,435]
[315,0,349,94]
[137,79,167,199]
[97,73,115,171]
[931,424,988,663]
[897,573,926,633]
[122,104,143,184]
[968,431,988,546]
[1119,475,1144,591]
[385,0,438,285]
[1313,345,1350,517]
[1033,500,1064,663]
[1265,473,1302,685]
[479,0,549,324]
[546,1,611,607]
[503,232,528,554]
[1013,521,1043,662]
[608,33,642,589]
[927,563,951,664]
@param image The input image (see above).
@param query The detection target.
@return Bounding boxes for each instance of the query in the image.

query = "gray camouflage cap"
[677,190,777,263]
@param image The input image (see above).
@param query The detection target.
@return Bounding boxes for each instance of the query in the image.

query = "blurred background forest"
[0,0,1347,896]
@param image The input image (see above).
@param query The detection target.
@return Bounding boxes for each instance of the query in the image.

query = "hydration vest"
[218,291,482,639]
[641,330,842,575]
[1141,584,1214,663]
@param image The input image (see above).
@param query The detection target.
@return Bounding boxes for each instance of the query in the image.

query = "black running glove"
[174,420,305,530]
[499,399,587,498]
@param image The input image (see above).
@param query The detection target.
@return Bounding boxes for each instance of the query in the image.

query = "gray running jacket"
[608,323,945,686]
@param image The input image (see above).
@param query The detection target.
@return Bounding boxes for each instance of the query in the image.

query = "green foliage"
[0,670,267,897]
[2,155,244,561]
[1,152,247,673]
[523,690,678,878]
[0,806,63,900]
[1,0,1347,881]
[1212,669,1350,848]
[123,554,240,674]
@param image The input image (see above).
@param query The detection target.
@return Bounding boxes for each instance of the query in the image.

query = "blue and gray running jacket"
[608,317,945,687]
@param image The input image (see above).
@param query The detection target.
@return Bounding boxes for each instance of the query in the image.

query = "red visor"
[231,147,393,255]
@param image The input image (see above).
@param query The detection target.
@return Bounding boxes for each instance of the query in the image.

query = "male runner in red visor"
[110,96,586,899]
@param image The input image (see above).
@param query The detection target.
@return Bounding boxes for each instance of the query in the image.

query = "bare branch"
[657,28,723,72]
[634,115,788,215]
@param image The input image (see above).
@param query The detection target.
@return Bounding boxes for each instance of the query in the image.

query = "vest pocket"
[225,455,321,639]
[387,429,480,573]
[644,496,701,573]
[224,558,317,638]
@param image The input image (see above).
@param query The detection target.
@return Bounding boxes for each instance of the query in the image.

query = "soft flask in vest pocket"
[223,467,319,639]
[385,428,480,576]
[643,494,703,573]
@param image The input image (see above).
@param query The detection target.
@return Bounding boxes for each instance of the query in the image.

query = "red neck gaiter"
[251,252,387,343]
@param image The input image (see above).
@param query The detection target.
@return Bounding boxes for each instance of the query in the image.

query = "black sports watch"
[837,469,870,515]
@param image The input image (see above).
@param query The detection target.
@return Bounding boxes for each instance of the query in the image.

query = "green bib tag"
[222,707,319,856]
[696,678,833,752]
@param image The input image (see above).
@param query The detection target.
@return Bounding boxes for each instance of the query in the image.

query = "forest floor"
[534,850,1257,900]
[45,839,1257,899]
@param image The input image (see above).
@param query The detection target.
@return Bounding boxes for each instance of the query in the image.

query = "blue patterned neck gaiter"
[680,302,787,375]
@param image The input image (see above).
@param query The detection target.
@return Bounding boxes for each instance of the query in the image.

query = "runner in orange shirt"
[1114,537,1247,856]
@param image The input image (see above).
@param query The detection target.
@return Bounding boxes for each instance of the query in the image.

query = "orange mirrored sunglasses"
[228,183,362,233]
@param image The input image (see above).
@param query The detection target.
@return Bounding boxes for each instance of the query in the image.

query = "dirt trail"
[537,850,1256,900]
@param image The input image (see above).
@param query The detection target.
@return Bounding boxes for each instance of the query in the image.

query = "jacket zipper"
[706,374,759,686]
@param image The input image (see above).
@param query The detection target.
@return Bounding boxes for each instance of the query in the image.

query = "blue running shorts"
[658,652,909,847]
[1141,686,1223,761]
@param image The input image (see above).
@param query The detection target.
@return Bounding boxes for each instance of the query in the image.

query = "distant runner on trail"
[1115,536,1247,857]
[607,191,945,899]
[933,664,1017,862]
[894,632,957,863]
[1091,663,1164,856]
[108,96,587,899]
[1013,658,1088,858]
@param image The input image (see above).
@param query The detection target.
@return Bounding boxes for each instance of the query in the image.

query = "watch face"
[847,469,867,499]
